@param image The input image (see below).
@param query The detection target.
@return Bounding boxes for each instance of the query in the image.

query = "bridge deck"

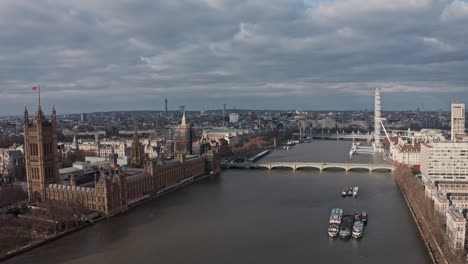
[224,162,394,171]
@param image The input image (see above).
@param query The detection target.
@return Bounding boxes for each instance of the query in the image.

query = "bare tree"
[395,165,466,263]
[0,185,27,207]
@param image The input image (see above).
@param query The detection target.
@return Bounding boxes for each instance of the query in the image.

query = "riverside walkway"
[223,161,394,172]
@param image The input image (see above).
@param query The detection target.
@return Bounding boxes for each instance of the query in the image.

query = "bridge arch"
[348,167,371,172]
[322,166,346,171]
[270,165,295,170]
[295,166,321,171]
[371,168,393,172]
[251,165,269,170]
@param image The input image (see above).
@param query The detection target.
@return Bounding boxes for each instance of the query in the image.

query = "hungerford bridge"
[223,162,394,172]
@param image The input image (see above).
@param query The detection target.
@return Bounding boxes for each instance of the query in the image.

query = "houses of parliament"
[24,105,221,216]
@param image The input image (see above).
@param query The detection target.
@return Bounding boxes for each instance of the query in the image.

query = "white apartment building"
[446,208,467,250]
[452,103,466,142]
[420,142,468,184]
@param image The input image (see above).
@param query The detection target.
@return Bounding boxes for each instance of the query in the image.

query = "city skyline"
[1,0,468,114]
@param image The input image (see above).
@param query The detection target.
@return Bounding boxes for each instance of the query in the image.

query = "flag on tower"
[32,86,41,105]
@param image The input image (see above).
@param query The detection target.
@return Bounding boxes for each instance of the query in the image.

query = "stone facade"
[131,130,145,168]
[24,106,60,203]
[389,137,421,167]
[446,208,467,250]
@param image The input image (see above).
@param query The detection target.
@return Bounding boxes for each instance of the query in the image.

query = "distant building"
[451,103,466,141]
[229,113,239,123]
[85,156,129,167]
[0,148,25,183]
[203,128,250,147]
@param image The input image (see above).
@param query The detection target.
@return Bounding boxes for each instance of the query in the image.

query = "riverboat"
[339,214,354,239]
[352,221,364,239]
[342,188,348,197]
[353,187,359,197]
[329,208,343,224]
[354,212,361,222]
[328,223,340,238]
[361,211,368,224]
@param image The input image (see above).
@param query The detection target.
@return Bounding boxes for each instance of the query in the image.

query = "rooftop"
[59,167,82,174]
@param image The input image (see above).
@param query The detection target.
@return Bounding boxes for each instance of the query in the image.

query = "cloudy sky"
[1,0,468,115]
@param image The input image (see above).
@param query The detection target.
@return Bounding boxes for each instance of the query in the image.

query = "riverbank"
[394,171,438,264]
[0,171,219,262]
[394,166,464,264]
[0,217,104,262]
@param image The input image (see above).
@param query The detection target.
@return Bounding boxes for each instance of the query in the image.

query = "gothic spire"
[36,104,44,120]
[133,126,139,141]
[23,105,29,125]
[51,104,57,126]
[181,109,187,126]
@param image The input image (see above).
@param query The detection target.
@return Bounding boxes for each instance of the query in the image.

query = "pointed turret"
[110,146,118,170]
[72,134,79,150]
[133,127,139,139]
[36,104,44,121]
[181,109,187,126]
[23,106,29,121]
[175,108,192,155]
[131,127,145,168]
[23,106,29,132]
[51,105,57,129]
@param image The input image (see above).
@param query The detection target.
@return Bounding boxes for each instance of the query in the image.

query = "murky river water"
[5,141,430,264]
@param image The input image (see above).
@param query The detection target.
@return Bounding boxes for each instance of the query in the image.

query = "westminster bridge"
[222,161,394,172]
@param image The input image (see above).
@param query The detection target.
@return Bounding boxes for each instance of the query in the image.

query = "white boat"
[352,221,364,238]
[341,188,347,197]
[361,211,368,224]
[328,223,339,238]
[329,208,343,224]
[353,187,359,197]
[349,144,357,157]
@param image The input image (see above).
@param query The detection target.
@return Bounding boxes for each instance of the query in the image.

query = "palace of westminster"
[23,105,221,216]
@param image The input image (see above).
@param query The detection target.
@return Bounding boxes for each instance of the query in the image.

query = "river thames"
[6,141,431,264]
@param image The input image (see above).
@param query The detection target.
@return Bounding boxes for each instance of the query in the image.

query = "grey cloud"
[0,0,467,114]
